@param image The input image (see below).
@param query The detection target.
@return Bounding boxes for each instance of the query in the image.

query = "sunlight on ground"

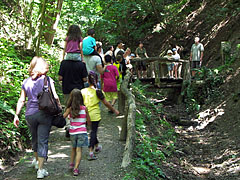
[48,152,69,158]
[188,101,225,130]
[185,1,206,24]
[225,67,240,83]
[192,166,211,175]
[50,129,65,134]
[116,115,125,119]
[204,18,230,48]
[117,126,122,132]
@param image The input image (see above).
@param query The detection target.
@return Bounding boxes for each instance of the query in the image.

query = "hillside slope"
[146,0,240,68]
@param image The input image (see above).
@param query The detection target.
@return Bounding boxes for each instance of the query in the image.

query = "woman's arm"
[101,98,119,115]
[13,89,26,128]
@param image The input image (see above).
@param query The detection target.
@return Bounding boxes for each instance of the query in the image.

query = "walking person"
[58,57,88,138]
[101,55,119,110]
[81,71,119,160]
[63,89,91,176]
[13,57,61,179]
[190,37,204,77]
[62,25,84,62]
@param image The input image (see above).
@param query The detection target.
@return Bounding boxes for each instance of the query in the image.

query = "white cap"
[167,50,173,54]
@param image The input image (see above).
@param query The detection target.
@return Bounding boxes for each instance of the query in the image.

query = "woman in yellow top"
[81,71,119,160]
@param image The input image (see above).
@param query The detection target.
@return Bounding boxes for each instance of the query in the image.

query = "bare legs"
[71,147,82,170]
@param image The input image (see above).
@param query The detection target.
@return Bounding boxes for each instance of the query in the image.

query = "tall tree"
[43,0,64,45]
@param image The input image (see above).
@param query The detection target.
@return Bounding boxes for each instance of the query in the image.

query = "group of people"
[13,24,133,179]
[12,22,204,179]
[164,36,204,79]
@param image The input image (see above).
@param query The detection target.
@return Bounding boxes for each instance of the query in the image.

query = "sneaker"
[73,168,79,176]
[31,158,39,170]
[95,145,102,153]
[88,154,98,161]
[37,169,49,179]
[69,163,74,170]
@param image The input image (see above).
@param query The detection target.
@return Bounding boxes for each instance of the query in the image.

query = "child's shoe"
[37,169,49,179]
[73,168,79,176]
[87,153,98,161]
[69,163,74,170]
[95,145,102,153]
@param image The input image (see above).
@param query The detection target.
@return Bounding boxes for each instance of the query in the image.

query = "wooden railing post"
[120,70,136,168]
[154,61,161,86]
[183,60,191,81]
[118,90,125,115]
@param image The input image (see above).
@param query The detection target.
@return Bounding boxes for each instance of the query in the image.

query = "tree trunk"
[43,0,64,45]
[36,0,47,56]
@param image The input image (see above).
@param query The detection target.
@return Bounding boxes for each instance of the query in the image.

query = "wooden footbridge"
[130,57,191,89]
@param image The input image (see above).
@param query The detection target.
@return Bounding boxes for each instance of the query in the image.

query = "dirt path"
[2,106,125,180]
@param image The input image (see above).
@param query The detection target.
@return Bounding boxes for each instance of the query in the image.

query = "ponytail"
[88,71,105,100]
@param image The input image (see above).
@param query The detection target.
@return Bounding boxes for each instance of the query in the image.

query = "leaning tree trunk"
[36,0,47,56]
[43,0,64,46]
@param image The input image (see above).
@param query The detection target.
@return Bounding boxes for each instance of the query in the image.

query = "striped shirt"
[69,106,87,135]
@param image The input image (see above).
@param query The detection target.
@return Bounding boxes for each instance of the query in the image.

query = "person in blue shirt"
[82,29,104,67]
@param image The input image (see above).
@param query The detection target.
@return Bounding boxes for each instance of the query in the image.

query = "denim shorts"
[167,63,174,71]
[70,133,89,148]
[65,53,81,61]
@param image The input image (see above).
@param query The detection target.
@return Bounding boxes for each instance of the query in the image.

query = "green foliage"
[182,67,224,113]
[124,80,176,179]
[0,38,31,159]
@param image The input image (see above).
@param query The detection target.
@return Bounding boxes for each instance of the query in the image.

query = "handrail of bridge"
[119,70,136,168]
[131,56,189,63]
[131,56,191,86]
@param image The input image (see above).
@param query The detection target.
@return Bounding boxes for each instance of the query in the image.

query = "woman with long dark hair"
[63,24,84,62]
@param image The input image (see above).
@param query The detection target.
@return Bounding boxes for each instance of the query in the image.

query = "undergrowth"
[124,80,176,180]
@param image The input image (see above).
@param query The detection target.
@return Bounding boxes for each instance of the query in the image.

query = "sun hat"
[167,50,173,54]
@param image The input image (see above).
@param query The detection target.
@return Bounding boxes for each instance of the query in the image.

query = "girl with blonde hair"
[13,56,60,179]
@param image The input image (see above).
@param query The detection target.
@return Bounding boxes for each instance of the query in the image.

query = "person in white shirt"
[172,48,182,79]
[114,41,125,57]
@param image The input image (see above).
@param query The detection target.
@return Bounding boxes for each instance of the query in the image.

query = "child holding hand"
[63,89,91,176]
[81,71,119,160]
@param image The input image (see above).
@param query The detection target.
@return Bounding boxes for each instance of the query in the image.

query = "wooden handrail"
[131,57,189,63]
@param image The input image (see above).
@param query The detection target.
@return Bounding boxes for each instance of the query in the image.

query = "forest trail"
[2,106,125,180]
